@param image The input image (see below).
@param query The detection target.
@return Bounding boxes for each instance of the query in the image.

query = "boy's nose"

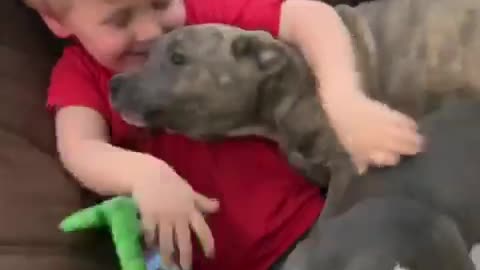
[135,18,162,42]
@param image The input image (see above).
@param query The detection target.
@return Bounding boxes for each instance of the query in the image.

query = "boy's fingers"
[387,107,418,131]
[354,158,368,175]
[398,134,424,155]
[350,153,367,175]
[159,222,175,268]
[398,115,418,131]
[194,193,219,214]
[386,127,424,155]
[175,220,192,270]
[189,211,215,258]
[369,151,400,167]
[141,214,157,247]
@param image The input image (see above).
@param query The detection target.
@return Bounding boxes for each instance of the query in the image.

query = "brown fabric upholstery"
[0,1,117,269]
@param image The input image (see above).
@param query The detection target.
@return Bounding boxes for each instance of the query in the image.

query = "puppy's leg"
[428,215,477,270]
[271,230,318,270]
[318,153,357,221]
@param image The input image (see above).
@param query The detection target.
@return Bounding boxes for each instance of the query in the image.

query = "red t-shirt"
[47,0,325,269]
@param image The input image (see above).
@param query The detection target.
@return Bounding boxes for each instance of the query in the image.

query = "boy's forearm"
[59,139,162,196]
[279,1,363,103]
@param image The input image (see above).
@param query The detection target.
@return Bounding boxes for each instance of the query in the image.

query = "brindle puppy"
[109,0,480,268]
[109,0,480,220]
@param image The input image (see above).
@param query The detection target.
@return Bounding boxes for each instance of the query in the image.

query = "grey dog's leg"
[269,160,356,270]
[269,217,325,270]
[318,155,357,221]
[270,235,315,270]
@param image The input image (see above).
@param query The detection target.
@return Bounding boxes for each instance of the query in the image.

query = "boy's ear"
[40,14,72,38]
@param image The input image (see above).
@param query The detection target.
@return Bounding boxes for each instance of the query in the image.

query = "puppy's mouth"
[163,128,178,134]
[120,112,147,128]
[120,111,178,135]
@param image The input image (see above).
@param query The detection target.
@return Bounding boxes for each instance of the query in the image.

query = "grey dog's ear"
[231,34,287,74]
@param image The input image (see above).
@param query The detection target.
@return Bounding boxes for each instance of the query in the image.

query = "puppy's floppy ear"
[231,34,287,74]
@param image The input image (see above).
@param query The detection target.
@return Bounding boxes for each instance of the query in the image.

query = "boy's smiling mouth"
[121,41,154,69]
[121,51,149,70]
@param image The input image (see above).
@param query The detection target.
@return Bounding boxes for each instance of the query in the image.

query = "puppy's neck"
[226,47,315,142]
[256,44,318,129]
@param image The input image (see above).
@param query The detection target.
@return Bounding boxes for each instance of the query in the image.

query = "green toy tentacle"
[59,196,147,270]
[60,203,108,231]
[106,197,146,270]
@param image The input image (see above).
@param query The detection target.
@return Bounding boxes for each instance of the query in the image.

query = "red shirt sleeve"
[46,45,112,122]
[185,0,284,37]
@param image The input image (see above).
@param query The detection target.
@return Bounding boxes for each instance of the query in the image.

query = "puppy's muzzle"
[109,74,127,101]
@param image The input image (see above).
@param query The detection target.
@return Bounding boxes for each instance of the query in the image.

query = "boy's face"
[48,0,185,72]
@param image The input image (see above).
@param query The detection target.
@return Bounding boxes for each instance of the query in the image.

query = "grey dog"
[110,0,480,268]
[272,100,480,270]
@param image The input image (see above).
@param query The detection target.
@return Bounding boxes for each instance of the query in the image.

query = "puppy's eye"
[170,52,186,65]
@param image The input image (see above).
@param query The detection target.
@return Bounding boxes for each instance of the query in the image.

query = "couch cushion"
[0,1,61,155]
[0,1,117,270]
[0,128,117,270]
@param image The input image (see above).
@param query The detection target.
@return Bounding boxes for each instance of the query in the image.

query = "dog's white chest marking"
[389,244,480,270]
[393,262,409,270]
[470,243,480,269]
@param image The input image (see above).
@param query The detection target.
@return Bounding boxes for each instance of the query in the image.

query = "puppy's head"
[110,24,289,139]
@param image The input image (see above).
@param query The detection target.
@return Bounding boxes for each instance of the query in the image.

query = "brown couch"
[0,0,369,269]
[0,1,118,270]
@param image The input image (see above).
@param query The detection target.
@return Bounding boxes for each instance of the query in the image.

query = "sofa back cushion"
[0,2,117,270]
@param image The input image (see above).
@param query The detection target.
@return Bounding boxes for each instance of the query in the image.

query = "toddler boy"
[24,0,422,270]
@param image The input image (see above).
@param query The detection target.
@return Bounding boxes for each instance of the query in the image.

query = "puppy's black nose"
[109,74,125,100]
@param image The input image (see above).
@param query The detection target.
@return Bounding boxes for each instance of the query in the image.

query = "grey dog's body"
[275,100,480,270]
[110,0,480,269]
[341,0,480,115]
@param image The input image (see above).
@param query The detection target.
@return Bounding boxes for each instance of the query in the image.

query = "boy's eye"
[104,8,133,29]
[152,0,172,10]
[170,51,186,65]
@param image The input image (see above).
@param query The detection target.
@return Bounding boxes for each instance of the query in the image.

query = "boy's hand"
[131,159,219,270]
[324,93,424,173]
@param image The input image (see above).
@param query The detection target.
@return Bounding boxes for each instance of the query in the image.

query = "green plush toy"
[59,196,147,270]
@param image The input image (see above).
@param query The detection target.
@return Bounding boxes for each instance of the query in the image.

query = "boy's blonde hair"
[23,0,72,20]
